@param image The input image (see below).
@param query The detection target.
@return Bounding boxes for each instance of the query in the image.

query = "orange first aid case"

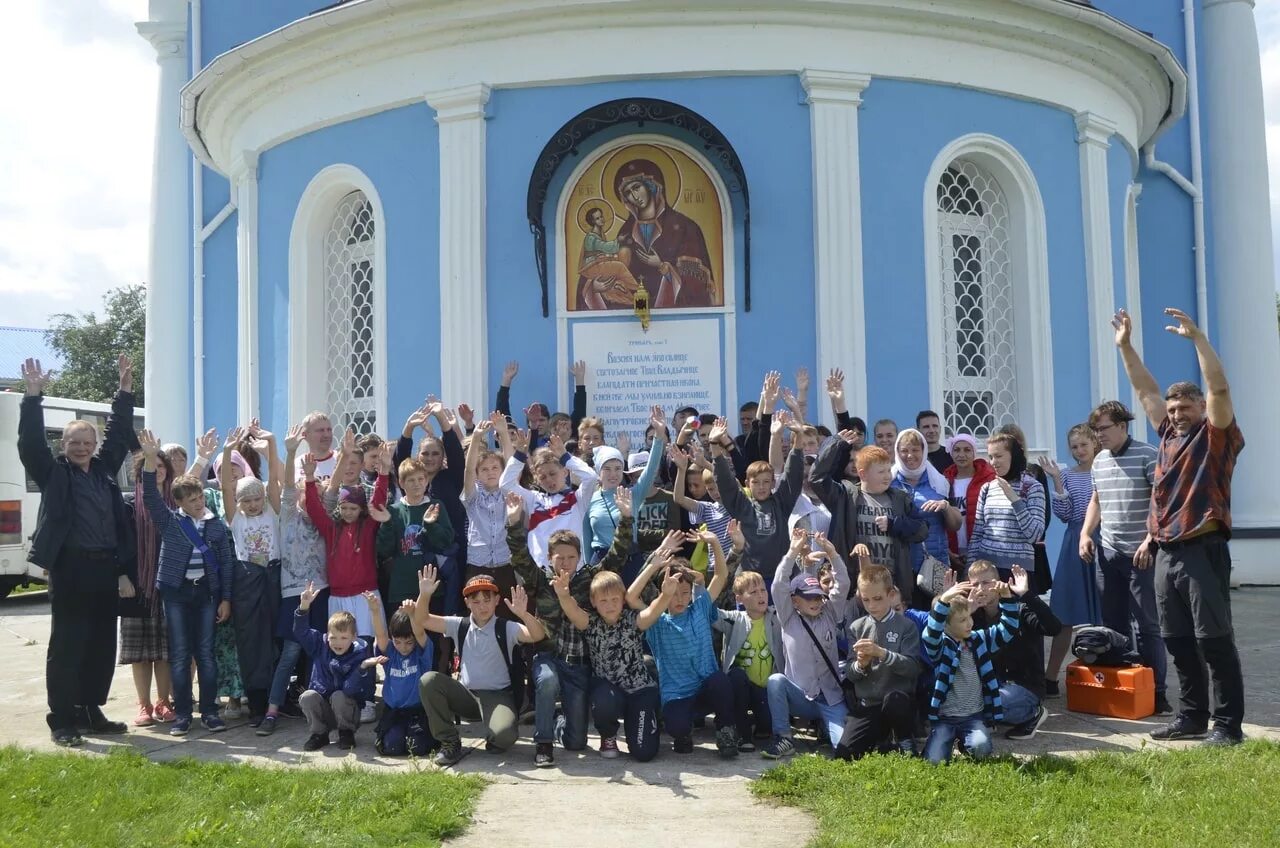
[1064,661,1155,720]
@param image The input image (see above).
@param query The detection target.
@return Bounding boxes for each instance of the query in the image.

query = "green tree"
[42,284,146,405]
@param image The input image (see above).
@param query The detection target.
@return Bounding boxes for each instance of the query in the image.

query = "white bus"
[0,391,145,598]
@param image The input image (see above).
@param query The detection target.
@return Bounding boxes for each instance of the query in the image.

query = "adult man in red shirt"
[1114,307,1245,746]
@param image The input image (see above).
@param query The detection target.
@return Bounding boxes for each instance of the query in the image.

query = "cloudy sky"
[3,1,1280,330]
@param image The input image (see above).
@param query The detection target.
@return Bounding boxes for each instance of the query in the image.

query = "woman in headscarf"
[891,428,962,601]
[942,433,996,573]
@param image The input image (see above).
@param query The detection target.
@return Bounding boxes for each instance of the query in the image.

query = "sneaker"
[76,706,128,735]
[134,702,155,727]
[255,715,278,737]
[715,726,740,759]
[152,701,176,723]
[248,713,265,729]
[434,740,464,766]
[303,732,330,751]
[201,714,227,733]
[1044,678,1060,698]
[222,700,243,720]
[761,735,796,759]
[1150,716,1208,741]
[672,735,694,754]
[1005,705,1049,740]
[738,739,757,753]
[170,717,192,737]
[360,703,377,724]
[898,738,919,757]
[51,727,84,747]
[534,742,555,768]
[599,737,620,759]
[337,730,355,750]
[1155,694,1174,716]
[1202,727,1244,747]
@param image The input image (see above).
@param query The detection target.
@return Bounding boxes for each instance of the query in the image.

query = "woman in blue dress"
[891,429,962,607]
[1040,423,1102,695]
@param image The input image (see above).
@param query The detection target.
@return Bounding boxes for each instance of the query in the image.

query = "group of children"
[112,362,1082,769]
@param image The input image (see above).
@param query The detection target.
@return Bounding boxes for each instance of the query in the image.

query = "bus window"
[26,428,63,493]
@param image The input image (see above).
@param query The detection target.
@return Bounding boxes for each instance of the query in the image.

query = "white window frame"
[922,134,1055,453]
[289,164,388,434]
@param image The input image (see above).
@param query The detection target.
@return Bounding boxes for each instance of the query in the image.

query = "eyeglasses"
[1090,422,1118,435]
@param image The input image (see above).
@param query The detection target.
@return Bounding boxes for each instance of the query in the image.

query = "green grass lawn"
[754,740,1280,848]
[0,746,483,848]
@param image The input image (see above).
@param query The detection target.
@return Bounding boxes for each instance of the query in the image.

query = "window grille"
[323,191,377,435]
[936,162,1017,440]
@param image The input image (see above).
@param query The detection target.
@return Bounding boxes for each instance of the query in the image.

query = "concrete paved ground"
[2,588,1277,846]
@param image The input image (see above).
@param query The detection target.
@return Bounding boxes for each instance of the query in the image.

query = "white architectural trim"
[232,150,260,423]
[137,0,192,447]
[1074,111,1120,406]
[426,84,490,411]
[1122,183,1150,443]
[922,133,1056,452]
[552,133,738,419]
[802,69,871,427]
[180,0,1183,177]
[288,164,389,431]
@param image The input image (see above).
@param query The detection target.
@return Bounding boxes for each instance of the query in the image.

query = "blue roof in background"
[0,326,63,381]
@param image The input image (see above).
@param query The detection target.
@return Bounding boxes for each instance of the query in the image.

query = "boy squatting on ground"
[140,430,236,737]
[362,590,436,756]
[506,487,636,768]
[418,568,547,766]
[764,528,851,759]
[840,563,922,759]
[626,528,738,757]
[293,580,374,751]
[922,566,1027,764]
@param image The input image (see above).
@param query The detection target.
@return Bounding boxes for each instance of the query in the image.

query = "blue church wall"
[200,211,238,438]
[249,104,441,438]
[484,75,814,420]
[858,79,1089,458]
[199,2,320,63]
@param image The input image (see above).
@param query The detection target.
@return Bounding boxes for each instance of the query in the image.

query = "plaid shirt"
[1148,416,1245,543]
[507,516,632,665]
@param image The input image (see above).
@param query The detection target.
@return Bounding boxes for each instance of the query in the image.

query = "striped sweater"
[966,473,1045,571]
[922,598,1020,722]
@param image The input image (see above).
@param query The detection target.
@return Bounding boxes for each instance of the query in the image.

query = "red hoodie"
[305,475,388,598]
[944,458,996,557]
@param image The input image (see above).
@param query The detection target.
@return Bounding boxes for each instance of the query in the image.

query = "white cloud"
[0,0,154,328]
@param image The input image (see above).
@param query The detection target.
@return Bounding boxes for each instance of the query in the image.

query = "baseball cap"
[463,575,500,597]
[789,574,825,599]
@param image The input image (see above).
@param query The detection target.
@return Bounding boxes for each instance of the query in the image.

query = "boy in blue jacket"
[140,430,235,738]
[294,580,373,751]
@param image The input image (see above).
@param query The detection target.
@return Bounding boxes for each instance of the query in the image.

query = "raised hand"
[613,486,633,519]
[506,584,530,617]
[378,441,394,474]
[616,431,632,457]
[138,429,161,457]
[781,387,802,416]
[1009,565,1031,597]
[837,428,859,447]
[789,525,809,554]
[795,367,810,397]
[21,358,51,397]
[940,580,973,604]
[826,368,845,402]
[813,531,837,559]
[706,416,730,445]
[761,371,782,411]
[547,433,566,457]
[404,405,430,435]
[285,423,306,453]
[570,359,587,384]
[851,542,872,560]
[666,444,689,469]
[418,565,440,598]
[341,427,357,454]
[300,580,319,610]
[118,354,134,392]
[649,405,667,436]
[369,503,392,523]
[1163,306,1203,340]
[1111,308,1133,347]
[505,491,525,527]
[728,519,745,551]
[224,425,247,451]
[659,567,681,598]
[771,410,790,435]
[658,529,685,554]
[196,428,219,461]
[301,453,317,479]
[457,403,476,429]
[551,568,572,597]
[423,503,441,524]
[512,428,530,454]
[1038,455,1062,482]
[362,590,382,610]
[502,360,520,387]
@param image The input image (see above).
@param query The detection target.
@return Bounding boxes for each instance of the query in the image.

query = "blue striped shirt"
[645,588,720,704]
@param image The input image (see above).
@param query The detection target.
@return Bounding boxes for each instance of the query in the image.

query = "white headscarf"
[891,428,950,498]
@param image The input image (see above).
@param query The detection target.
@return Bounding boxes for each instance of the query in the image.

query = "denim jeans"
[532,652,590,749]
[1099,547,1168,696]
[999,682,1040,726]
[268,638,303,709]
[591,680,660,762]
[161,580,219,719]
[925,713,992,764]
[766,673,848,749]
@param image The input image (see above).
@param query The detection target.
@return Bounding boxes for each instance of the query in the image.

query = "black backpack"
[455,618,526,712]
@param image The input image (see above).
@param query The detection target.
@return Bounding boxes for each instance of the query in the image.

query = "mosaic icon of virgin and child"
[573,152,722,311]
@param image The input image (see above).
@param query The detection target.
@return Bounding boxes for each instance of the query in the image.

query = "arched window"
[289,165,387,437]
[924,135,1054,449]
[323,191,378,435]
[936,162,1017,439]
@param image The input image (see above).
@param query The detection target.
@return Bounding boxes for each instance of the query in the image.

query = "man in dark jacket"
[969,560,1062,740]
[18,355,137,746]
